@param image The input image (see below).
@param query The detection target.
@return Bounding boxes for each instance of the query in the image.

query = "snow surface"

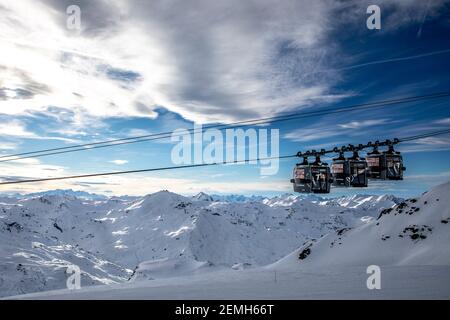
[8,265,450,299]
[272,182,450,268]
[1,183,450,299]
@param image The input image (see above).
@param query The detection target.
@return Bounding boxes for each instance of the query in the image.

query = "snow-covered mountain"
[1,184,447,299]
[7,189,109,200]
[208,194,268,203]
[273,182,450,269]
[0,189,398,297]
[192,192,214,202]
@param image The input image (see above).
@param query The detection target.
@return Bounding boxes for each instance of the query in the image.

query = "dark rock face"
[298,248,311,260]
[402,225,433,241]
[378,207,393,219]
[5,222,23,232]
[175,202,191,209]
[337,228,351,236]
[298,244,313,260]
[377,197,427,220]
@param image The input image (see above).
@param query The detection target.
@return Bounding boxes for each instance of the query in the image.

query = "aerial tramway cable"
[0,155,296,185]
[1,91,450,163]
[0,128,449,186]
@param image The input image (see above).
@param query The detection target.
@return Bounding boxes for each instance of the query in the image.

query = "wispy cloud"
[0,119,80,143]
[284,128,343,142]
[399,136,450,153]
[0,120,36,138]
[0,142,18,151]
[332,49,450,73]
[435,118,450,125]
[339,119,391,129]
[0,0,447,128]
[109,159,128,165]
[285,118,394,142]
[2,0,439,127]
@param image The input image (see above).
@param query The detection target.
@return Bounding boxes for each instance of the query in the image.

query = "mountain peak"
[193,192,213,201]
[21,189,107,200]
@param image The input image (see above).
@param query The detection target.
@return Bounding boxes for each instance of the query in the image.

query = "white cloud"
[284,128,343,142]
[0,120,36,137]
[285,117,399,143]
[435,118,450,125]
[339,119,390,129]
[50,128,88,136]
[0,119,80,143]
[0,0,446,129]
[9,158,41,165]
[0,0,360,125]
[399,136,450,153]
[0,142,18,150]
[125,129,153,137]
[0,157,67,193]
[109,160,128,165]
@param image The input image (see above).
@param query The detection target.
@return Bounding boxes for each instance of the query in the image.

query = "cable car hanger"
[296,138,400,158]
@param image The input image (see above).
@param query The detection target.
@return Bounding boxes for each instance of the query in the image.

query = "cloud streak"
[110,160,128,165]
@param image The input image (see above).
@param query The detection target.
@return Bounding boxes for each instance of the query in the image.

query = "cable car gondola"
[383,144,406,180]
[366,143,382,179]
[346,149,368,187]
[291,156,311,193]
[366,139,405,180]
[290,151,333,193]
[331,150,346,186]
[331,148,368,187]
[292,138,406,194]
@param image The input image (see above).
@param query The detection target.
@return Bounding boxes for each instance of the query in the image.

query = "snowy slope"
[3,183,450,299]
[272,182,450,269]
[0,189,399,297]
[0,195,133,296]
[10,265,450,300]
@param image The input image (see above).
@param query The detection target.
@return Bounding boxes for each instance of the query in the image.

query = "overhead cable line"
[398,128,450,142]
[0,155,297,185]
[1,91,450,163]
[0,128,449,186]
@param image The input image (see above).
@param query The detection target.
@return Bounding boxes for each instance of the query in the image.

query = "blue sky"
[0,0,450,197]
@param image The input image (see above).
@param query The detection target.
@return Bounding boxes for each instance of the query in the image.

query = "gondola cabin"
[366,145,405,180]
[331,151,368,187]
[346,151,368,187]
[366,146,382,179]
[331,151,346,186]
[291,157,311,193]
[383,145,405,180]
[291,155,332,193]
